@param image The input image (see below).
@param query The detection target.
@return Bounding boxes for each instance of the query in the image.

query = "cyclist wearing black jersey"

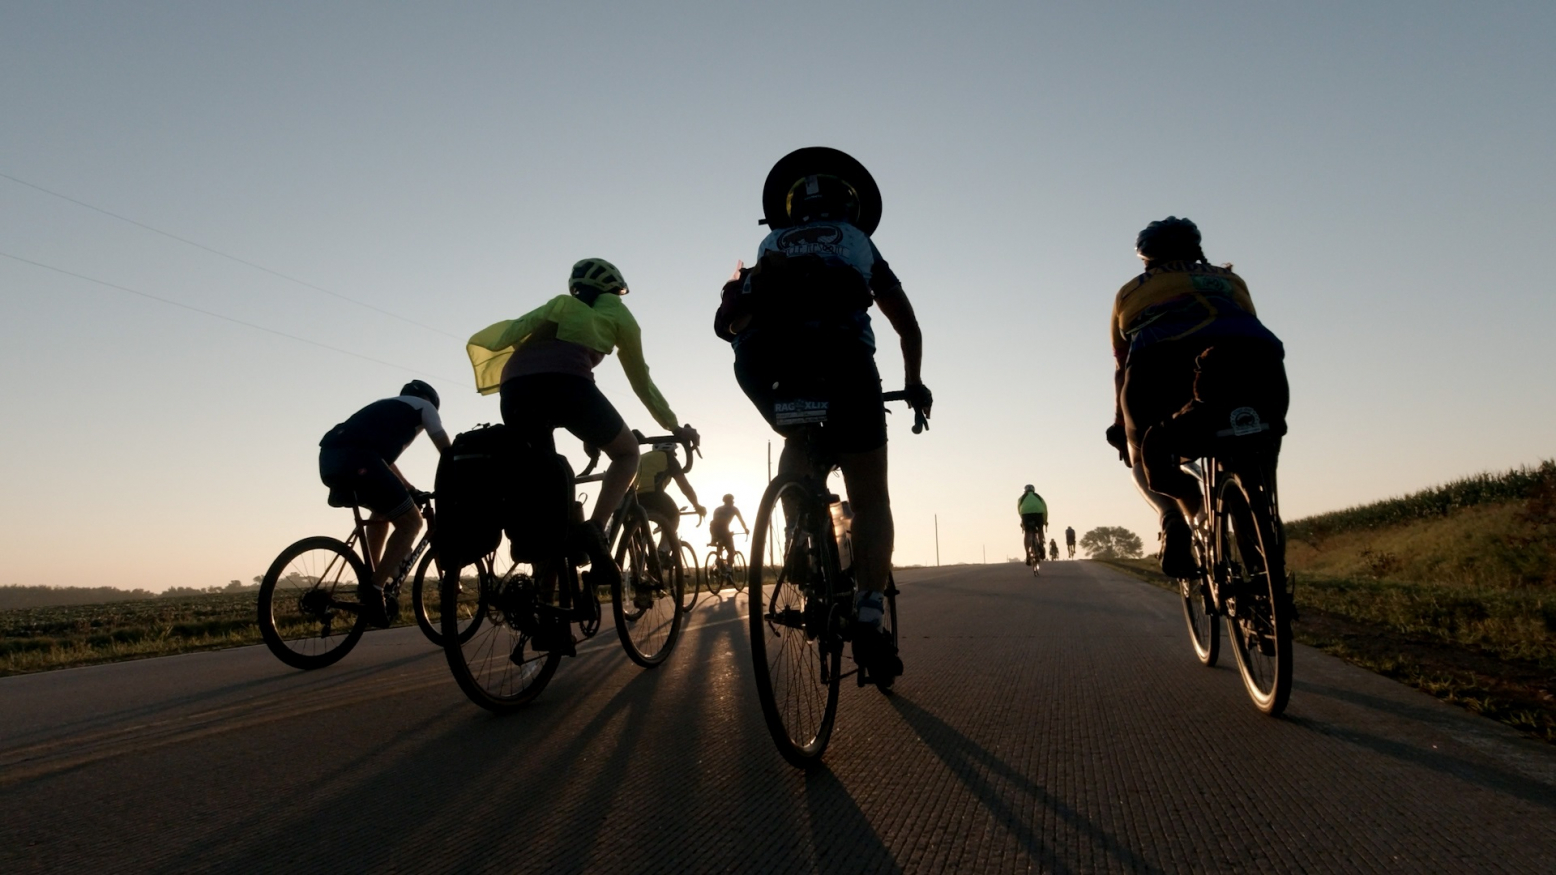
[708,494,748,559]
[1065,526,1076,559]
[715,147,929,682]
[318,380,451,625]
[1105,218,1288,577]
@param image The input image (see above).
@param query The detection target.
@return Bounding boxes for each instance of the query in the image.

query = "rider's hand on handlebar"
[904,382,933,418]
[673,424,700,451]
[1105,422,1130,467]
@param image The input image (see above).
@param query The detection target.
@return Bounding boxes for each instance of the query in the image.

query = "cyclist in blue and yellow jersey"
[318,380,451,626]
[468,259,700,597]
[1105,217,1288,578]
[716,147,930,684]
[635,436,704,554]
[1017,485,1047,565]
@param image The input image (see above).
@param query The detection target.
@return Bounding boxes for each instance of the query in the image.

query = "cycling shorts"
[1021,512,1046,533]
[733,327,886,455]
[499,373,627,451]
[318,446,414,518]
[637,490,681,533]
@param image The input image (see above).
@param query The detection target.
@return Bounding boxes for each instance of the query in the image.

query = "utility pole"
[935,514,940,567]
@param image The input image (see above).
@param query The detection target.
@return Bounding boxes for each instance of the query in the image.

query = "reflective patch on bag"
[775,399,829,426]
[1217,406,1270,438]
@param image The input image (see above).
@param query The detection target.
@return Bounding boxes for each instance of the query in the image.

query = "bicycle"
[437,432,690,713]
[703,535,748,597]
[1023,526,1044,576]
[1172,433,1293,715]
[748,389,927,767]
[257,492,480,670]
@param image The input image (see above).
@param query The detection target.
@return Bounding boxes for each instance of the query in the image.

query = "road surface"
[3,561,1554,873]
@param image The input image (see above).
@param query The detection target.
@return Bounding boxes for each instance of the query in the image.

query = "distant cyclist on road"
[1017,485,1047,566]
[1065,526,1076,559]
[715,147,930,685]
[317,380,450,626]
[635,435,704,554]
[1049,539,1059,562]
[708,494,748,561]
[468,258,700,649]
[1105,217,1288,577]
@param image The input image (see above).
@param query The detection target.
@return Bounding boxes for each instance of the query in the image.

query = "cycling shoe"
[852,624,903,690]
[1160,515,1197,579]
[355,583,391,628]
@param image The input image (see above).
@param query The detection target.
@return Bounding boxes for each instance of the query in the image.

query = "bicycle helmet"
[761,147,882,236]
[652,440,678,452]
[1135,217,1204,263]
[1024,484,1034,492]
[722,494,734,503]
[401,379,440,409]
[569,258,628,296]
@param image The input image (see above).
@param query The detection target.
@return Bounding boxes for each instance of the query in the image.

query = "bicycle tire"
[441,553,560,713]
[612,508,684,667]
[730,550,748,595]
[749,475,842,768]
[1178,532,1219,666]
[678,541,700,611]
[412,551,485,646]
[257,536,368,670]
[1219,465,1292,715]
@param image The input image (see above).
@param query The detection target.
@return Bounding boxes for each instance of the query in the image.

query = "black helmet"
[1135,216,1203,262]
[761,147,883,236]
[401,379,439,409]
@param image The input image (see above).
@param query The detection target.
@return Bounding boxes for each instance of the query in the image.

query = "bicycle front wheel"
[1178,533,1219,666]
[441,552,560,713]
[749,476,842,768]
[612,509,684,667]
[1219,466,1292,715]
[257,536,368,670]
[678,542,700,611]
[412,551,484,646]
[730,550,748,595]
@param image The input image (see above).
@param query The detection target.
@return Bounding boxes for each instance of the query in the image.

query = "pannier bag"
[432,424,510,567]
[504,448,574,564]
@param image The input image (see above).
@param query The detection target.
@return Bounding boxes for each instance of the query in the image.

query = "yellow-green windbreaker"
[467,293,679,432]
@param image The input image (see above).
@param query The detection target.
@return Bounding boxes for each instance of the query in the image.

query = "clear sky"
[3,2,1553,590]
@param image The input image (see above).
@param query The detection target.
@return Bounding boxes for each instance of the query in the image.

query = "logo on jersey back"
[776,225,851,259]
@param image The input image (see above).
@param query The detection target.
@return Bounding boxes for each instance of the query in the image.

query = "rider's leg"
[372,504,424,588]
[364,516,390,569]
[836,444,892,596]
[589,425,640,529]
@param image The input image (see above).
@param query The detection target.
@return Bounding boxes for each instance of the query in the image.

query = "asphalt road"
[3,561,1554,873]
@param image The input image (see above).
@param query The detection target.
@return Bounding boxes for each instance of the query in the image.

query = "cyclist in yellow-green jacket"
[1017,485,1047,566]
[467,258,700,587]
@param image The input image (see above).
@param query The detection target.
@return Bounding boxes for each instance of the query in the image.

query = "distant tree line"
[1,578,260,610]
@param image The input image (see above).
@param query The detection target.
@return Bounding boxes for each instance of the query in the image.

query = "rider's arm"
[735,508,748,533]
[873,281,923,387]
[387,461,413,492]
[431,431,452,454]
[668,458,702,511]
[610,307,681,433]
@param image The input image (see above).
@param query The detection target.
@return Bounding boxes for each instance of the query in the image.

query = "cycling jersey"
[468,293,679,432]
[1111,262,1282,366]
[319,396,445,463]
[1065,527,1076,545]
[710,504,739,534]
[636,449,673,495]
[1017,491,1047,516]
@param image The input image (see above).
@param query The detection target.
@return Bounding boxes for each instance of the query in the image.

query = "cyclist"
[1017,485,1047,565]
[1065,525,1076,559]
[1049,539,1060,562]
[468,258,700,646]
[635,435,705,555]
[317,380,451,626]
[1105,217,1288,577]
[715,147,929,684]
[708,493,749,564]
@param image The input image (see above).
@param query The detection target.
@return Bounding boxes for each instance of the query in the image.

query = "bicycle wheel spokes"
[258,536,368,670]
[412,552,485,646]
[442,551,559,713]
[1219,470,1292,715]
[1178,532,1219,666]
[612,512,683,667]
[749,477,840,767]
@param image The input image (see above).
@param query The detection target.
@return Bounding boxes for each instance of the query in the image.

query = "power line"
[0,250,465,384]
[0,170,463,340]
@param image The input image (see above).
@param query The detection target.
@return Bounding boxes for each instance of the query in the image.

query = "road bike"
[257,492,479,670]
[437,433,690,713]
[1173,432,1293,715]
[1023,526,1044,576]
[749,390,926,767]
[703,535,747,597]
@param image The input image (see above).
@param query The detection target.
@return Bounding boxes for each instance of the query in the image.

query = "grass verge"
[1093,558,1556,744]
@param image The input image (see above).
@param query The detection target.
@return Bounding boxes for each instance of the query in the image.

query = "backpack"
[432,424,510,567]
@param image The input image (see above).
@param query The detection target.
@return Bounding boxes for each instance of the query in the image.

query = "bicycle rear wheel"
[1178,533,1219,666]
[258,536,368,670]
[441,552,560,713]
[749,476,842,768]
[678,542,700,610]
[1219,466,1292,715]
[612,508,684,667]
[412,551,484,646]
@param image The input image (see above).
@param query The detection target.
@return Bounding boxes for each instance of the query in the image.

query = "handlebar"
[881,390,930,435]
[635,433,700,473]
